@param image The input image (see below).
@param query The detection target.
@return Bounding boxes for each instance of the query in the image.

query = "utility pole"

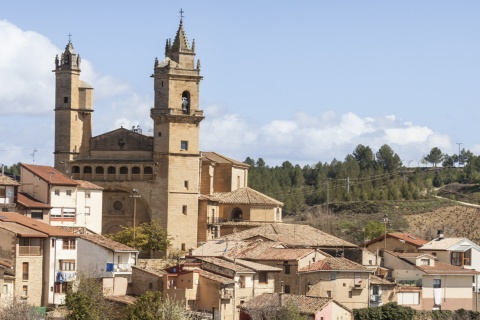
[457,142,463,167]
[130,189,141,240]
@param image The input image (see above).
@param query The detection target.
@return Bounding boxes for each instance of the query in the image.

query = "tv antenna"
[30,149,38,164]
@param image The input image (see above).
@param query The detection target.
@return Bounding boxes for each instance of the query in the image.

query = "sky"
[1,1,479,168]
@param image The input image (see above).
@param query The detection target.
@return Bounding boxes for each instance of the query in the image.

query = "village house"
[297,257,373,310]
[383,250,477,310]
[77,234,138,296]
[369,275,397,307]
[0,174,19,212]
[239,293,353,320]
[19,163,103,234]
[0,212,78,306]
[0,260,14,307]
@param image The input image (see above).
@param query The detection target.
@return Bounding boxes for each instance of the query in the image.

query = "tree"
[106,219,172,255]
[125,292,191,320]
[65,274,112,320]
[364,220,385,241]
[442,154,454,167]
[424,147,443,167]
[376,144,402,172]
[352,144,375,171]
[0,298,44,320]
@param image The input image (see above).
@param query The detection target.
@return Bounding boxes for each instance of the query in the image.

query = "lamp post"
[130,189,141,239]
[382,213,390,250]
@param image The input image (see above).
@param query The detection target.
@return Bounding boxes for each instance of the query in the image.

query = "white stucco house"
[77,234,138,296]
[20,164,103,234]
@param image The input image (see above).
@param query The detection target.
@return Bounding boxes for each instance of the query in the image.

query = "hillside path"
[435,195,480,208]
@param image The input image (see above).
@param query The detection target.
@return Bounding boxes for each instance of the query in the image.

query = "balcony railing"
[106,263,133,273]
[207,217,247,225]
[19,246,41,256]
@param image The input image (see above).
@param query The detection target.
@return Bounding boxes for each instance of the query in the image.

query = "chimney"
[437,230,444,240]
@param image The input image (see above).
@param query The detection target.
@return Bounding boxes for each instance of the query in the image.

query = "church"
[52,18,283,253]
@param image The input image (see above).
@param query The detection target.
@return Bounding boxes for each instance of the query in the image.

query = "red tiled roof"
[80,234,138,252]
[235,247,317,261]
[75,180,103,190]
[201,152,249,168]
[198,269,236,284]
[0,261,13,268]
[298,257,371,273]
[0,175,19,186]
[21,163,78,186]
[0,212,76,237]
[211,187,283,206]
[417,261,479,275]
[198,257,256,273]
[17,192,52,209]
[366,233,428,247]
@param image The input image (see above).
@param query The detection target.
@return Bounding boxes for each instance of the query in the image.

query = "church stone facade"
[53,19,282,253]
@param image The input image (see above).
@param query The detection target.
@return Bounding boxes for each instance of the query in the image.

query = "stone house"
[383,250,477,310]
[369,275,397,307]
[239,293,353,320]
[298,257,373,310]
[77,234,138,296]
[0,174,19,212]
[0,211,78,306]
[0,260,14,307]
[19,163,103,234]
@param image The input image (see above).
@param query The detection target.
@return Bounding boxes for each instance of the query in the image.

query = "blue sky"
[1,1,479,167]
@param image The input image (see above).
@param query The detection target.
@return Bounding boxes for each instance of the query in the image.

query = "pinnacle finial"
[179,8,184,23]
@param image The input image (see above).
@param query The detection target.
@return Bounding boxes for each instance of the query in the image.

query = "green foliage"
[353,303,415,320]
[65,275,112,320]
[364,220,386,241]
[125,292,190,320]
[0,298,44,320]
[243,299,308,320]
[425,147,444,167]
[106,219,172,255]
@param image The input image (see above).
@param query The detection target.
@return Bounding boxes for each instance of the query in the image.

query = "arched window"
[132,166,140,174]
[84,166,92,174]
[181,91,190,114]
[119,166,128,174]
[95,166,104,174]
[144,166,153,174]
[232,208,243,221]
[107,166,116,174]
[72,166,80,174]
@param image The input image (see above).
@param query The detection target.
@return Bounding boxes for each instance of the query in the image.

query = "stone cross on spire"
[179,8,184,21]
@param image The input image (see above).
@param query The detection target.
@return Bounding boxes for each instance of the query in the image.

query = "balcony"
[106,263,133,273]
[19,246,41,256]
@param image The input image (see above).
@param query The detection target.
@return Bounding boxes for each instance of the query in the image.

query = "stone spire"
[55,40,80,71]
[165,19,195,64]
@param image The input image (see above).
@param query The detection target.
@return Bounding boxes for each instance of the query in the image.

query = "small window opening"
[64,97,69,103]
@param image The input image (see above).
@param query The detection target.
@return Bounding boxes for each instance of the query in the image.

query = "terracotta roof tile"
[226,258,282,272]
[0,175,19,186]
[0,212,76,237]
[80,234,138,252]
[17,192,52,209]
[198,257,256,273]
[0,261,13,268]
[132,265,167,277]
[417,261,479,275]
[235,248,317,261]
[0,221,48,238]
[75,180,103,190]
[198,269,236,284]
[298,257,371,273]
[211,187,283,206]
[221,223,357,248]
[420,238,467,250]
[201,152,249,168]
[370,275,396,286]
[22,163,78,186]
[240,293,334,315]
[366,233,427,247]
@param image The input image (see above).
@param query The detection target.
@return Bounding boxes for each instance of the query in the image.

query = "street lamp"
[382,213,390,250]
[130,189,141,239]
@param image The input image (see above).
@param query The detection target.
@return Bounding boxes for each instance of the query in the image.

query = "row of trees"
[246,144,479,215]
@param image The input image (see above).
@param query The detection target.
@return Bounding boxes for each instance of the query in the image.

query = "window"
[85,207,90,216]
[433,279,441,288]
[180,140,188,150]
[66,190,72,196]
[22,262,28,281]
[184,180,189,189]
[107,166,116,174]
[258,272,267,283]
[327,290,332,298]
[22,285,28,297]
[113,201,123,211]
[284,285,291,294]
[237,176,240,189]
[0,188,5,197]
[54,282,68,294]
[464,249,472,266]
[31,211,43,219]
[120,166,128,174]
[421,259,430,266]
[63,208,75,218]
[60,260,75,271]
[372,285,379,295]
[52,239,55,248]
[51,208,62,218]
[95,166,104,174]
[283,261,291,274]
[158,132,162,137]
[63,238,76,250]
[182,205,187,215]
[83,166,92,174]
[181,243,186,251]
[132,166,140,174]
[54,189,60,196]
[144,166,153,174]
[85,192,91,198]
[64,97,69,103]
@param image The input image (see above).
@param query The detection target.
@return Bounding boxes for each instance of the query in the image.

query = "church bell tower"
[150,17,204,251]
[53,40,93,173]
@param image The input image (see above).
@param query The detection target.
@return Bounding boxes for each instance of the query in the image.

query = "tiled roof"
[240,293,335,315]
[211,187,283,206]
[235,247,317,261]
[131,265,166,277]
[198,257,256,273]
[370,275,396,286]
[198,269,236,284]
[221,223,357,248]
[75,180,103,190]
[201,152,249,168]
[0,212,76,237]
[396,252,434,259]
[366,233,428,247]
[105,295,137,305]
[21,163,78,186]
[192,240,251,257]
[0,175,19,186]
[17,192,52,209]
[227,258,282,272]
[0,220,48,238]
[417,261,479,275]
[298,257,371,273]
[0,261,13,268]
[420,238,467,250]
[80,234,138,252]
